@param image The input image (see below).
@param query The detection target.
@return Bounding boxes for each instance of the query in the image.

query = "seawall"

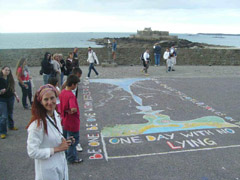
[0,47,239,67]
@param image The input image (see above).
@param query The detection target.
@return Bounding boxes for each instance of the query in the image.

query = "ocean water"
[0,32,240,49]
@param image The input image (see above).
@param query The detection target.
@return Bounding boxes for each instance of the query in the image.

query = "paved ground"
[1,65,240,180]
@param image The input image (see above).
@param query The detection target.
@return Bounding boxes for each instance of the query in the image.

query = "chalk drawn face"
[41,91,56,113]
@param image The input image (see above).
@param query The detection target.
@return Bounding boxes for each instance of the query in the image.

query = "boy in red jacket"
[59,74,82,163]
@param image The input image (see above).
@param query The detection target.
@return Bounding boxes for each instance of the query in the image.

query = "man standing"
[112,39,117,61]
[170,45,177,71]
[153,43,161,66]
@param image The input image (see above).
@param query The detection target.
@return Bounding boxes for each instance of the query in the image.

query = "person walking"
[87,47,99,78]
[0,66,19,139]
[112,39,117,61]
[16,58,33,109]
[141,48,150,76]
[59,75,83,164]
[153,43,161,66]
[26,84,71,179]
[41,52,53,85]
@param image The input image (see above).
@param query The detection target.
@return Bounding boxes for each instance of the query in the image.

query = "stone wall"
[0,47,239,67]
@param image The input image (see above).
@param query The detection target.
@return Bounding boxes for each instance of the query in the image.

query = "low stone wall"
[0,47,239,67]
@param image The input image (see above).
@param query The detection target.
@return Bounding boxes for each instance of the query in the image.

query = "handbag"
[92,52,97,64]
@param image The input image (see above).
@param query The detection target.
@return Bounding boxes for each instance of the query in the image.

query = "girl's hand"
[0,88,6,95]
[16,96,20,103]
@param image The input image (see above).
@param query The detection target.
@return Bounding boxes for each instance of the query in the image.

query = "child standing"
[48,77,60,113]
[59,75,82,163]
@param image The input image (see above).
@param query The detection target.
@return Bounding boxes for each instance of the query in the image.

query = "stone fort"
[131,27,178,41]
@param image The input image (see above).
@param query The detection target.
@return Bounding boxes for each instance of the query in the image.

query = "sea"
[0,32,240,49]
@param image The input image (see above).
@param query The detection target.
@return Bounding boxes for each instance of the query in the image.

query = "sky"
[0,0,240,34]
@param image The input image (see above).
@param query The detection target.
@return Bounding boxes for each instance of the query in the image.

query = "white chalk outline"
[101,133,109,161]
[106,144,240,160]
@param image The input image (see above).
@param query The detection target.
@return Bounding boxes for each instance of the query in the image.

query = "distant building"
[131,27,178,41]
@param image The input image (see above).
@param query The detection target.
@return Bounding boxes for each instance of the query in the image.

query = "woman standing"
[87,47,99,78]
[65,52,73,76]
[0,66,19,139]
[26,84,71,180]
[59,54,66,86]
[41,52,53,85]
[16,58,32,109]
[52,54,61,88]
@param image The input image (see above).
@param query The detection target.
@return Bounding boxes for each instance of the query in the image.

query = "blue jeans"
[60,72,65,86]
[0,96,15,135]
[154,54,160,66]
[19,81,32,108]
[63,130,79,162]
[43,74,51,85]
[88,63,98,77]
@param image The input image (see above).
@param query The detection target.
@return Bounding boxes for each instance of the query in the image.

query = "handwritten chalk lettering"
[86,126,98,131]
[180,130,214,138]
[145,133,175,142]
[166,141,182,150]
[87,133,100,139]
[89,153,103,159]
[84,101,93,109]
[85,113,96,118]
[216,128,235,134]
[89,141,100,147]
[83,81,89,86]
[87,118,96,122]
[109,136,143,145]
[173,138,217,149]
[83,94,93,101]
[88,149,102,154]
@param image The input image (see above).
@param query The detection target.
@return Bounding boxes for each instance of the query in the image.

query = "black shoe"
[172,69,175,71]
[69,158,83,164]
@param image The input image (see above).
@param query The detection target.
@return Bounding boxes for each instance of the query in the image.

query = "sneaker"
[95,75,99,78]
[144,73,149,76]
[154,65,157,67]
[9,127,18,131]
[76,143,83,152]
[86,77,89,79]
[0,134,6,139]
[69,158,83,164]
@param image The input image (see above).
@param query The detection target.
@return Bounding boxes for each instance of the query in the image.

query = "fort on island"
[131,27,178,41]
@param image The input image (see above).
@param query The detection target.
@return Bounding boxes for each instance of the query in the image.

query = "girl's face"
[40,91,56,113]
[2,67,10,76]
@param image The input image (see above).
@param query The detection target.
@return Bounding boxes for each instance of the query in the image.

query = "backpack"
[140,53,144,61]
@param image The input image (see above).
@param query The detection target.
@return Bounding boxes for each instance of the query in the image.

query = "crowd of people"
[0,42,177,179]
[0,46,101,179]
[141,44,177,75]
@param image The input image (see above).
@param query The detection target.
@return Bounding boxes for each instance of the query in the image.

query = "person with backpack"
[87,47,99,78]
[141,48,150,76]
